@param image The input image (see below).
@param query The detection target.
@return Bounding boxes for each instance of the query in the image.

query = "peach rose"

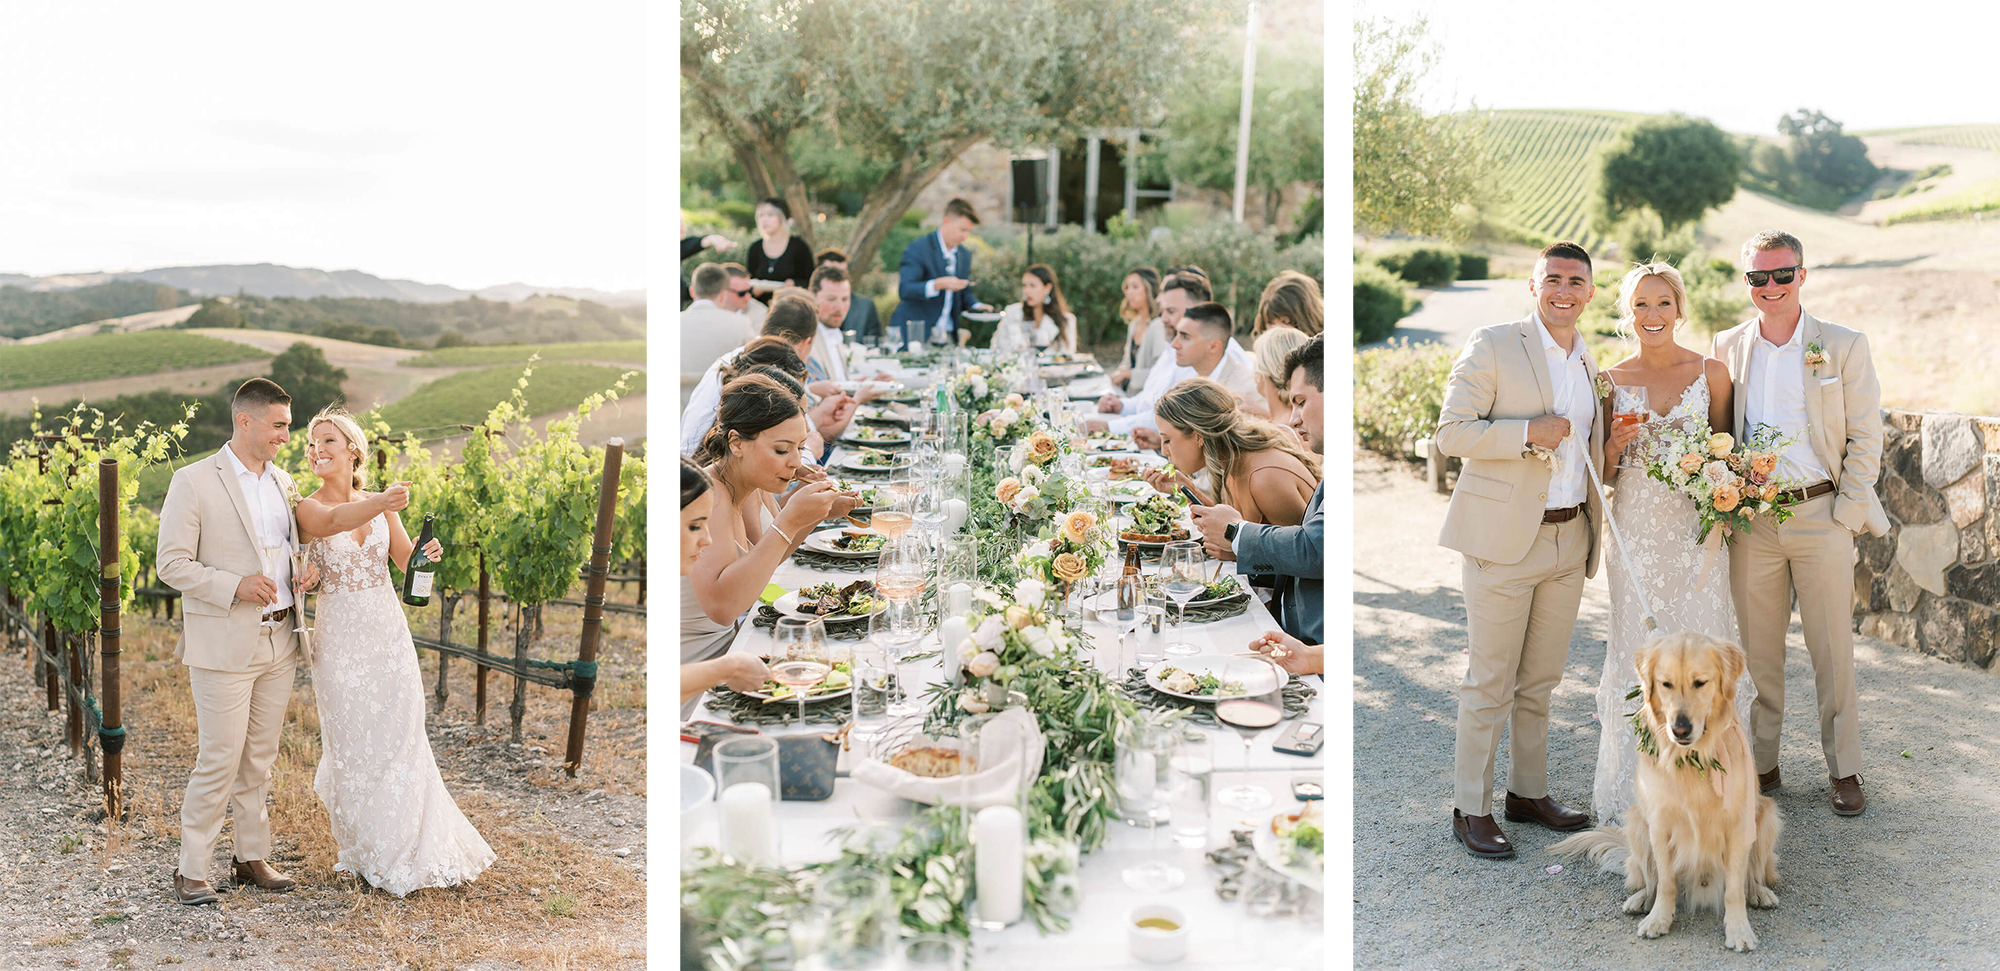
[1677,453,1705,474]
[1004,393,1026,409]
[1712,482,1742,512]
[1005,604,1034,630]
[1750,452,1777,477]
[1706,432,1735,458]
[1026,431,1060,465]
[1052,552,1090,583]
[966,651,1001,678]
[1062,509,1098,544]
[995,477,1023,504]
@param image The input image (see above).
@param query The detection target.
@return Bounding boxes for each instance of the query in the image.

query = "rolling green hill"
[0,280,196,340]
[1863,125,2000,224]
[1863,124,2000,152]
[370,363,645,436]
[399,340,647,368]
[1477,108,1655,248]
[0,331,272,391]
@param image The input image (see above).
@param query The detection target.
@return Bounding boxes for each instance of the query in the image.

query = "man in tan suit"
[1714,230,1887,817]
[156,379,405,903]
[1436,242,1608,858]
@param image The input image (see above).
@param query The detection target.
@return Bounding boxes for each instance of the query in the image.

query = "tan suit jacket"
[1714,311,1889,537]
[156,447,304,671]
[1435,317,1608,577]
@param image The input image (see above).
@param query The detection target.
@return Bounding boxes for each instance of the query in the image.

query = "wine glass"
[1612,383,1650,470]
[1116,721,1186,892]
[1213,655,1286,812]
[872,480,916,543]
[1160,541,1206,657]
[771,616,832,725]
[876,539,930,640]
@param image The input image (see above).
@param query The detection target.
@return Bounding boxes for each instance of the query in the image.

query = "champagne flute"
[1160,540,1206,657]
[1213,655,1285,812]
[771,616,832,725]
[1612,384,1650,470]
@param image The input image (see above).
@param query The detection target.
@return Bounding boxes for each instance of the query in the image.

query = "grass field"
[1881,179,2000,225]
[371,362,646,435]
[0,330,270,390]
[1476,108,1653,249]
[399,340,647,368]
[1864,124,2000,152]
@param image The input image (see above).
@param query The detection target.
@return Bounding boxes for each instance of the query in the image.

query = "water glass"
[1169,731,1214,848]
[1116,721,1186,892]
[793,868,895,970]
[850,617,894,744]
[898,934,967,971]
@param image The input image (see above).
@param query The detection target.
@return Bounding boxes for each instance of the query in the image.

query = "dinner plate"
[802,525,888,560]
[1253,809,1324,892]
[740,681,852,703]
[961,311,1004,323]
[836,455,912,473]
[772,587,889,620]
[841,428,913,446]
[1092,480,1157,504]
[1085,437,1140,454]
[835,380,905,396]
[1179,577,1248,608]
[1141,655,1248,702]
[854,404,911,425]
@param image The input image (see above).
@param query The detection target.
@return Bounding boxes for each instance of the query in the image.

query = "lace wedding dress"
[1595,374,1757,826]
[306,515,496,896]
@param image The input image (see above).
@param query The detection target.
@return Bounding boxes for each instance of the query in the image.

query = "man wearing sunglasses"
[681,262,761,403]
[1714,229,1887,819]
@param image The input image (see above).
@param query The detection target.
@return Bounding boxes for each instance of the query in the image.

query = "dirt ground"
[0,591,649,971]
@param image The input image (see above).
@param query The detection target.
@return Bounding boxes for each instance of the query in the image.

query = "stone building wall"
[1853,408,2000,671]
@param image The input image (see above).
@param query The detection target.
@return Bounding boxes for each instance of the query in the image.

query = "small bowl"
[681,763,715,810]
[681,764,718,856]
[1127,904,1189,964]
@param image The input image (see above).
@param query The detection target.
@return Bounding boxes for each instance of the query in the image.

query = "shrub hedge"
[1353,263,1413,346]
[1355,338,1457,461]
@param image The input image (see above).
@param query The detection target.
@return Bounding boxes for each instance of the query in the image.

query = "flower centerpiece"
[951,581,1084,713]
[1012,509,1113,609]
[994,466,1089,526]
[1642,424,1802,544]
[954,363,1019,415]
[974,404,1027,444]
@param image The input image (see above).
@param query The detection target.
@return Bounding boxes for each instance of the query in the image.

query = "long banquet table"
[682,355,1326,970]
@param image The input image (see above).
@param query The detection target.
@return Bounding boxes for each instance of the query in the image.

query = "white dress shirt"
[808,323,848,384]
[1529,315,1594,509]
[1105,339,1258,435]
[1745,315,1831,485]
[222,443,295,613]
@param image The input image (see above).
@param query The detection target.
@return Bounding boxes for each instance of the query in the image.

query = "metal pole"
[98,458,125,819]
[1084,135,1102,234]
[565,439,623,777]
[1124,131,1139,218]
[1046,145,1061,228]
[1231,0,1259,224]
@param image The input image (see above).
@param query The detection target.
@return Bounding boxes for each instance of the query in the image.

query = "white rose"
[1014,578,1047,606]
[971,378,989,398]
[1021,464,1045,486]
[1703,460,1731,485]
[958,692,991,714]
[972,616,1006,650]
[1015,485,1041,508]
[999,407,1020,424]
[1022,625,1055,657]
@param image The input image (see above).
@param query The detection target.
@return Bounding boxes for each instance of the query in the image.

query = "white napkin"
[851,707,1046,808]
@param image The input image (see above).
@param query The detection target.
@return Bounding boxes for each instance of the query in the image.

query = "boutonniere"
[280,475,302,511]
[1804,341,1826,374]
[1594,373,1614,401]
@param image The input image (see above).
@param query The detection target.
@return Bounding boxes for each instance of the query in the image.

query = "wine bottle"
[402,514,437,607]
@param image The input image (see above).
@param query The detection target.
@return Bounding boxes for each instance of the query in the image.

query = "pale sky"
[0,0,642,293]
[1386,0,2000,136]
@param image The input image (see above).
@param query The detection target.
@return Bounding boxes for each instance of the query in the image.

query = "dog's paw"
[1724,916,1759,952]
[1636,911,1674,939]
[1749,884,1779,909]
[1622,889,1654,915]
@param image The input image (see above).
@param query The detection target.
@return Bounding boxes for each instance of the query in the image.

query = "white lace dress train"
[1596,375,1757,827]
[306,515,496,896]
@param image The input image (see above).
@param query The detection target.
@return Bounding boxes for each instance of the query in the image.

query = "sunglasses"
[729,286,753,296]
[1744,266,1801,287]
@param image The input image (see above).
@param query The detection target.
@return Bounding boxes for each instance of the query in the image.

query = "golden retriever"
[1553,631,1782,952]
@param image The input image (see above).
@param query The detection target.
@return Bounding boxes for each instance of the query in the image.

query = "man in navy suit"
[888,197,994,348]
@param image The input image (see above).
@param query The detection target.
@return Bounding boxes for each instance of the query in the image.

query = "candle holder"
[713,736,781,866]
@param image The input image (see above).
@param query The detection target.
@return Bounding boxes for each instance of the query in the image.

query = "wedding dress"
[306,514,496,896]
[1595,374,1757,826]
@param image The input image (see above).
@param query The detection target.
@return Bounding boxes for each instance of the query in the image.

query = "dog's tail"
[1550,826,1631,873]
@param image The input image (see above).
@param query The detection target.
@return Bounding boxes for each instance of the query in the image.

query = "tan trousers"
[1454,517,1589,816]
[1728,492,1863,779]
[180,624,297,880]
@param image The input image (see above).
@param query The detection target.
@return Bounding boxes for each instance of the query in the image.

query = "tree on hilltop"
[1777,108,1878,199]
[1592,114,1740,233]
[1352,14,1494,239]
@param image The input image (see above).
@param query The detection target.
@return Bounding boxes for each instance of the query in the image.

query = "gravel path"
[1352,448,2000,969]
[1361,279,1529,353]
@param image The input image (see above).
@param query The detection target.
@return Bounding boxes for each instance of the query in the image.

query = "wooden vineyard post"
[66,631,83,757]
[509,601,529,744]
[434,595,452,712]
[564,439,621,778]
[44,618,59,713]
[98,458,125,819]
[476,556,490,725]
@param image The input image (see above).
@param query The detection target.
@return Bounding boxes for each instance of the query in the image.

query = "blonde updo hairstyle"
[1153,378,1322,508]
[309,406,369,492]
[1614,261,1689,340]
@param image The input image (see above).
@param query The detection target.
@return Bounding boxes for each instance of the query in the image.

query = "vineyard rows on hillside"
[1477,108,1649,248]
[0,331,272,391]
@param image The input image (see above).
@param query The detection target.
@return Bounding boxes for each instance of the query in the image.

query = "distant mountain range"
[0,263,645,308]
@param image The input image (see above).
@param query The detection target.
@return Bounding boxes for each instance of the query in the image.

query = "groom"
[1715,230,1886,816]
[1435,241,1607,858]
[156,378,310,903]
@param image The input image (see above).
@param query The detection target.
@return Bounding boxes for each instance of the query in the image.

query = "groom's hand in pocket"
[1526,413,1571,450]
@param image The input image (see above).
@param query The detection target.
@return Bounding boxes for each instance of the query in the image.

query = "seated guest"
[1191,335,1325,644]
[814,249,884,346]
[1141,378,1320,528]
[680,219,735,306]
[805,264,896,395]
[745,198,816,302]
[727,264,767,327]
[1084,299,1257,444]
[680,457,771,716]
[686,377,856,688]
[681,291,857,456]
[681,262,759,397]
[888,197,995,348]
[1248,326,1311,421]
[1109,267,1167,394]
[991,264,1078,357]
[1252,270,1324,337]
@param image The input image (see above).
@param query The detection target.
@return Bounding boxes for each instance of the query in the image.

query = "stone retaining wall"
[1853,409,2000,671]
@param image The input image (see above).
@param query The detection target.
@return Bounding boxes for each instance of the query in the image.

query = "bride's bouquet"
[1641,423,1803,544]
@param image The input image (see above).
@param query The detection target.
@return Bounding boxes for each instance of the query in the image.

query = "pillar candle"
[940,616,971,683]
[945,452,967,478]
[944,498,969,534]
[974,805,1025,926]
[948,582,974,618]
[718,782,776,866]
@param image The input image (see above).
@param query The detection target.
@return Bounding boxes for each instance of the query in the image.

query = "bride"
[1594,262,1757,826]
[294,407,496,895]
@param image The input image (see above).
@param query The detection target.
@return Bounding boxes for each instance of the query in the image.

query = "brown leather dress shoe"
[1453,810,1515,859]
[233,858,298,892]
[1503,792,1590,831]
[1759,767,1781,794]
[172,873,219,905]
[1830,775,1865,816]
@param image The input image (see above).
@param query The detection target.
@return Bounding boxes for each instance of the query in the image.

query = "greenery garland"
[1624,684,1727,776]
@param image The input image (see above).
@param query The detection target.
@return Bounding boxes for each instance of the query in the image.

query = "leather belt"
[1542,505,1583,524]
[1781,481,1836,504]
[263,607,291,624]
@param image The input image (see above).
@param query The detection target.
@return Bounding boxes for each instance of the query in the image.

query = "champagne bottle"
[402,514,437,607]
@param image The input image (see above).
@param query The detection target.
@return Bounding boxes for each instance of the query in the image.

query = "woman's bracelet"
[770,523,797,547]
